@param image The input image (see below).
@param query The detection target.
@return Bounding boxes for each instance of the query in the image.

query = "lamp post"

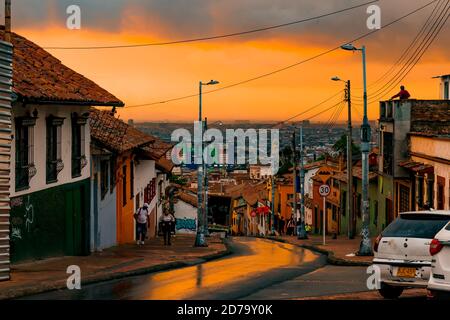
[195,80,219,247]
[332,76,354,239]
[203,119,223,237]
[341,44,373,255]
[297,125,308,239]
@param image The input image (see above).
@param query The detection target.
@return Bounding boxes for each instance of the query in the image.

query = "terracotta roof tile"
[90,109,154,153]
[2,28,123,106]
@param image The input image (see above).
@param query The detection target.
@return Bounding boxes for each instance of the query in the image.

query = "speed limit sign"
[319,184,331,197]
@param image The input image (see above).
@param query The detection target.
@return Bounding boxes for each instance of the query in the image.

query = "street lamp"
[331,76,355,240]
[203,118,223,238]
[341,44,373,255]
[195,80,219,247]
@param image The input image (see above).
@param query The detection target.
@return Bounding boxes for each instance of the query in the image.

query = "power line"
[364,0,445,89]
[125,0,439,109]
[368,1,449,96]
[270,90,343,128]
[366,1,449,102]
[43,0,379,50]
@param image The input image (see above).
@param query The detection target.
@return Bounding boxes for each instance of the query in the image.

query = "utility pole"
[340,44,372,255]
[195,81,207,247]
[292,131,297,235]
[298,126,308,239]
[345,81,355,239]
[204,117,210,237]
[359,46,373,255]
[271,175,276,235]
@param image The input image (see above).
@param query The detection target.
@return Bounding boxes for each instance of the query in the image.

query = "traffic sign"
[319,184,331,197]
[316,166,334,184]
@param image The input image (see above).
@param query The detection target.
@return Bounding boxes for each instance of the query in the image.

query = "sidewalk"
[278,235,374,266]
[0,234,228,300]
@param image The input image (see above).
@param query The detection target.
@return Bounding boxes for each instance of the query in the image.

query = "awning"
[399,160,434,174]
[256,206,270,214]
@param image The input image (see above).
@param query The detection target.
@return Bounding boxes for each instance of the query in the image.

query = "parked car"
[373,211,450,299]
[428,221,450,299]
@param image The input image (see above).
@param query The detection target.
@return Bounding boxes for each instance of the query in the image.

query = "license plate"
[397,267,416,278]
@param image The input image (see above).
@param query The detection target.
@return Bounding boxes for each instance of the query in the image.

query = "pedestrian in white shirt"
[159,210,175,246]
[135,203,150,246]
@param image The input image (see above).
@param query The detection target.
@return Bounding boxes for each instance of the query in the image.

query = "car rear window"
[446,222,450,231]
[382,214,450,239]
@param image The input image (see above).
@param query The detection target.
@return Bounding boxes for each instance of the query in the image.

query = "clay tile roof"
[177,191,198,208]
[141,137,173,160]
[156,157,174,174]
[2,28,123,106]
[90,109,154,153]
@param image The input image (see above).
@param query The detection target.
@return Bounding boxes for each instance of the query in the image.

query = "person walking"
[160,210,175,246]
[279,216,285,236]
[135,203,150,246]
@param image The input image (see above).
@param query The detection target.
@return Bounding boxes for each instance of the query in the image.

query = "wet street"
[23,237,372,300]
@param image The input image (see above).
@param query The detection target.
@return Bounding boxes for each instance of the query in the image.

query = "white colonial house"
[8,30,123,263]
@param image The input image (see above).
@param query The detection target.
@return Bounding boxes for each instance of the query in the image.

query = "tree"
[333,134,361,156]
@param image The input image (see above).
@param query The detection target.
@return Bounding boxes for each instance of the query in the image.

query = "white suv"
[373,211,450,299]
[428,221,450,299]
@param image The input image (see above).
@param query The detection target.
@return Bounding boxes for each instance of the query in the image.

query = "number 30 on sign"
[319,184,330,197]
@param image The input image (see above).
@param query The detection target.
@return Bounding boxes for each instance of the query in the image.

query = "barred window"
[72,113,87,178]
[15,117,35,191]
[46,116,64,183]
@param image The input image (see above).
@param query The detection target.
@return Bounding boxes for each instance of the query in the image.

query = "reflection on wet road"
[25,237,325,300]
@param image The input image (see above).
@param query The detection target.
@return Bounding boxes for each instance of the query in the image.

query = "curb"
[1,238,233,300]
[258,236,371,267]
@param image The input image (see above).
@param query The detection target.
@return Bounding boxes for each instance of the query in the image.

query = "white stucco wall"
[90,155,117,251]
[10,104,91,198]
[134,159,157,211]
[156,171,170,232]
[173,200,197,234]
[305,168,319,198]
[411,136,450,210]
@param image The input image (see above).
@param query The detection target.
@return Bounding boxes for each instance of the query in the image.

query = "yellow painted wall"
[116,153,135,244]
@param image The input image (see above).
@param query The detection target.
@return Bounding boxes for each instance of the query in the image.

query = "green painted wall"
[339,178,384,237]
[10,179,90,263]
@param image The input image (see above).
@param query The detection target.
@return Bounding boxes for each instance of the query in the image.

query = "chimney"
[5,0,11,43]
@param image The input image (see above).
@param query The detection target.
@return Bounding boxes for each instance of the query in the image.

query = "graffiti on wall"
[10,195,35,239]
[176,218,196,232]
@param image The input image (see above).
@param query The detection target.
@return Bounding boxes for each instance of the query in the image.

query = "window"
[122,165,127,206]
[382,132,393,175]
[399,184,410,213]
[437,176,445,210]
[332,205,337,222]
[15,117,35,191]
[71,113,87,178]
[110,157,116,193]
[46,116,64,183]
[341,191,347,217]
[373,200,378,226]
[100,160,109,199]
[130,160,134,199]
[382,214,450,239]
[417,176,424,208]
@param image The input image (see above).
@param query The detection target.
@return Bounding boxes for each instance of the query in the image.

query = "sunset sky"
[11,0,450,122]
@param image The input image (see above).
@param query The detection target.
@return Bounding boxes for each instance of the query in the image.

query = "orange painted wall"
[276,184,294,220]
[116,153,135,244]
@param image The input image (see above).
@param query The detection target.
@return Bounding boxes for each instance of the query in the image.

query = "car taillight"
[374,234,382,252]
[430,239,443,256]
